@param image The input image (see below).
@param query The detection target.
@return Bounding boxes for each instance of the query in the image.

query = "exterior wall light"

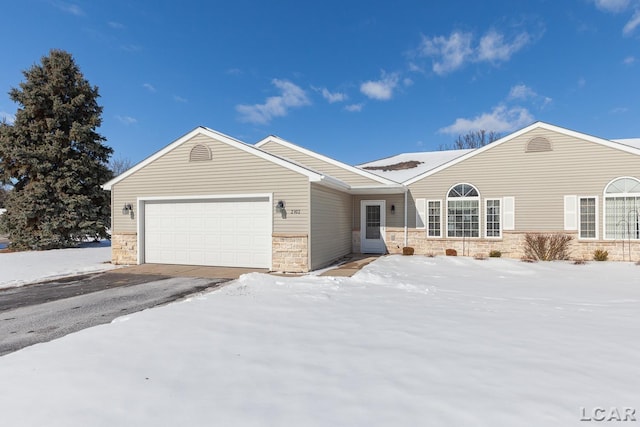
[122,203,134,218]
[391,204,396,214]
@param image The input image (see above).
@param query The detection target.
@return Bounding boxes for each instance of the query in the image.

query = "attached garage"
[141,195,272,268]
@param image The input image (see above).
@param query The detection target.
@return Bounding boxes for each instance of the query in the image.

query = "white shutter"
[564,195,578,230]
[503,196,515,230]
[415,198,426,229]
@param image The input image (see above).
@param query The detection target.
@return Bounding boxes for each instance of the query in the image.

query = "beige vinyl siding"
[407,128,640,237]
[260,141,382,187]
[352,194,405,230]
[309,184,352,269]
[112,134,310,235]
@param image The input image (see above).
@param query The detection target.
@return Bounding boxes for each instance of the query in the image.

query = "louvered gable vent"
[525,137,552,153]
[189,144,212,161]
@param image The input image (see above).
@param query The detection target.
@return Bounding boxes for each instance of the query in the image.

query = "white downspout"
[403,189,408,247]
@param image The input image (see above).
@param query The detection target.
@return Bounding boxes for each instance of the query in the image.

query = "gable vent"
[189,144,212,161]
[525,137,552,153]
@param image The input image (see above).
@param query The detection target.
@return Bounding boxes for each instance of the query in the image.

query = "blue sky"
[1,0,640,165]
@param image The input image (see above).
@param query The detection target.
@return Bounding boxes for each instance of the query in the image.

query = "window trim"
[603,177,640,240]
[446,183,481,239]
[578,196,598,240]
[426,199,442,238]
[484,198,502,239]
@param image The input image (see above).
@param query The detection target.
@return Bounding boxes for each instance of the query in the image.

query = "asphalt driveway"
[0,271,228,356]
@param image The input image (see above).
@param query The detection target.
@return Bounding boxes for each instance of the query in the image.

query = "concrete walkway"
[319,254,381,277]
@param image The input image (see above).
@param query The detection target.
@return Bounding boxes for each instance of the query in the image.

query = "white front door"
[360,200,386,253]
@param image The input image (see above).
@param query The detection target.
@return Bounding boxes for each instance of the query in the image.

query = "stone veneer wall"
[272,234,309,272]
[402,230,640,261]
[111,232,138,265]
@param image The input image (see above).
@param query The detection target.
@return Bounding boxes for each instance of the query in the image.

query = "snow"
[1,254,639,426]
[358,149,472,183]
[612,138,640,150]
[0,240,117,288]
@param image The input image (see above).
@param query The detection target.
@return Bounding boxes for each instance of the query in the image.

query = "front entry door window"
[366,205,381,239]
[361,200,386,253]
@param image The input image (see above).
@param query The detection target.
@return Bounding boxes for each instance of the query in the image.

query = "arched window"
[604,177,640,239]
[189,144,212,162]
[447,183,480,237]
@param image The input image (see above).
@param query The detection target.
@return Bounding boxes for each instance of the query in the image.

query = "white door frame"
[360,200,386,254]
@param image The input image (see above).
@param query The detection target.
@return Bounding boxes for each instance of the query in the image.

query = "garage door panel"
[144,198,271,268]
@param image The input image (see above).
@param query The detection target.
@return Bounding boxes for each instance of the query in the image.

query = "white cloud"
[360,73,399,100]
[508,84,537,100]
[419,31,474,75]
[236,79,310,124]
[142,83,156,93]
[592,0,630,12]
[403,77,414,87]
[419,28,535,75]
[439,105,534,135]
[116,115,137,125]
[345,103,363,112]
[227,68,243,76]
[623,55,636,64]
[623,10,640,35]
[51,1,84,16]
[610,106,629,114]
[120,44,142,52]
[173,95,187,103]
[321,88,347,103]
[1,111,15,124]
[477,30,531,62]
[108,21,124,29]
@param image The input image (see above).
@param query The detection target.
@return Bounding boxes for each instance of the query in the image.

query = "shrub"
[593,249,608,261]
[425,252,436,258]
[445,248,457,256]
[521,256,536,263]
[523,233,573,261]
[489,250,502,258]
[402,246,414,256]
[474,253,486,260]
[573,258,587,265]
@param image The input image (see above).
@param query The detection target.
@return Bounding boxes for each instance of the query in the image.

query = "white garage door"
[144,197,271,268]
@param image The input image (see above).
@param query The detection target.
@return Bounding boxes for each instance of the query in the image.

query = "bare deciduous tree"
[110,155,134,177]
[441,130,502,150]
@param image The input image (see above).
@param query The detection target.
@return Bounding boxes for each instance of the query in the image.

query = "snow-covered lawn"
[1,255,639,426]
[0,240,116,288]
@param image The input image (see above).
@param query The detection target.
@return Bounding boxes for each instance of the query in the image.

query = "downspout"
[404,188,408,247]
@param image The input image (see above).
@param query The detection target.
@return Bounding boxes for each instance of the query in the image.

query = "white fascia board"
[102,127,324,190]
[403,121,640,186]
[256,135,401,186]
[348,185,406,195]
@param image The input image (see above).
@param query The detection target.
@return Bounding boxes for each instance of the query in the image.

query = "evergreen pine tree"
[0,49,113,250]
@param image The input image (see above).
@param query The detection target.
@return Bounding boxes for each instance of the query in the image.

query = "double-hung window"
[579,197,597,239]
[427,200,442,237]
[485,199,501,238]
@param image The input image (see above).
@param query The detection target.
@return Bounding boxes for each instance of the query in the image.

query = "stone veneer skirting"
[353,228,640,261]
[111,232,138,265]
[272,234,309,273]
[112,232,310,272]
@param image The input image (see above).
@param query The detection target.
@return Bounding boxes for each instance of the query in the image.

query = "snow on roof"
[357,149,473,183]
[612,138,640,150]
